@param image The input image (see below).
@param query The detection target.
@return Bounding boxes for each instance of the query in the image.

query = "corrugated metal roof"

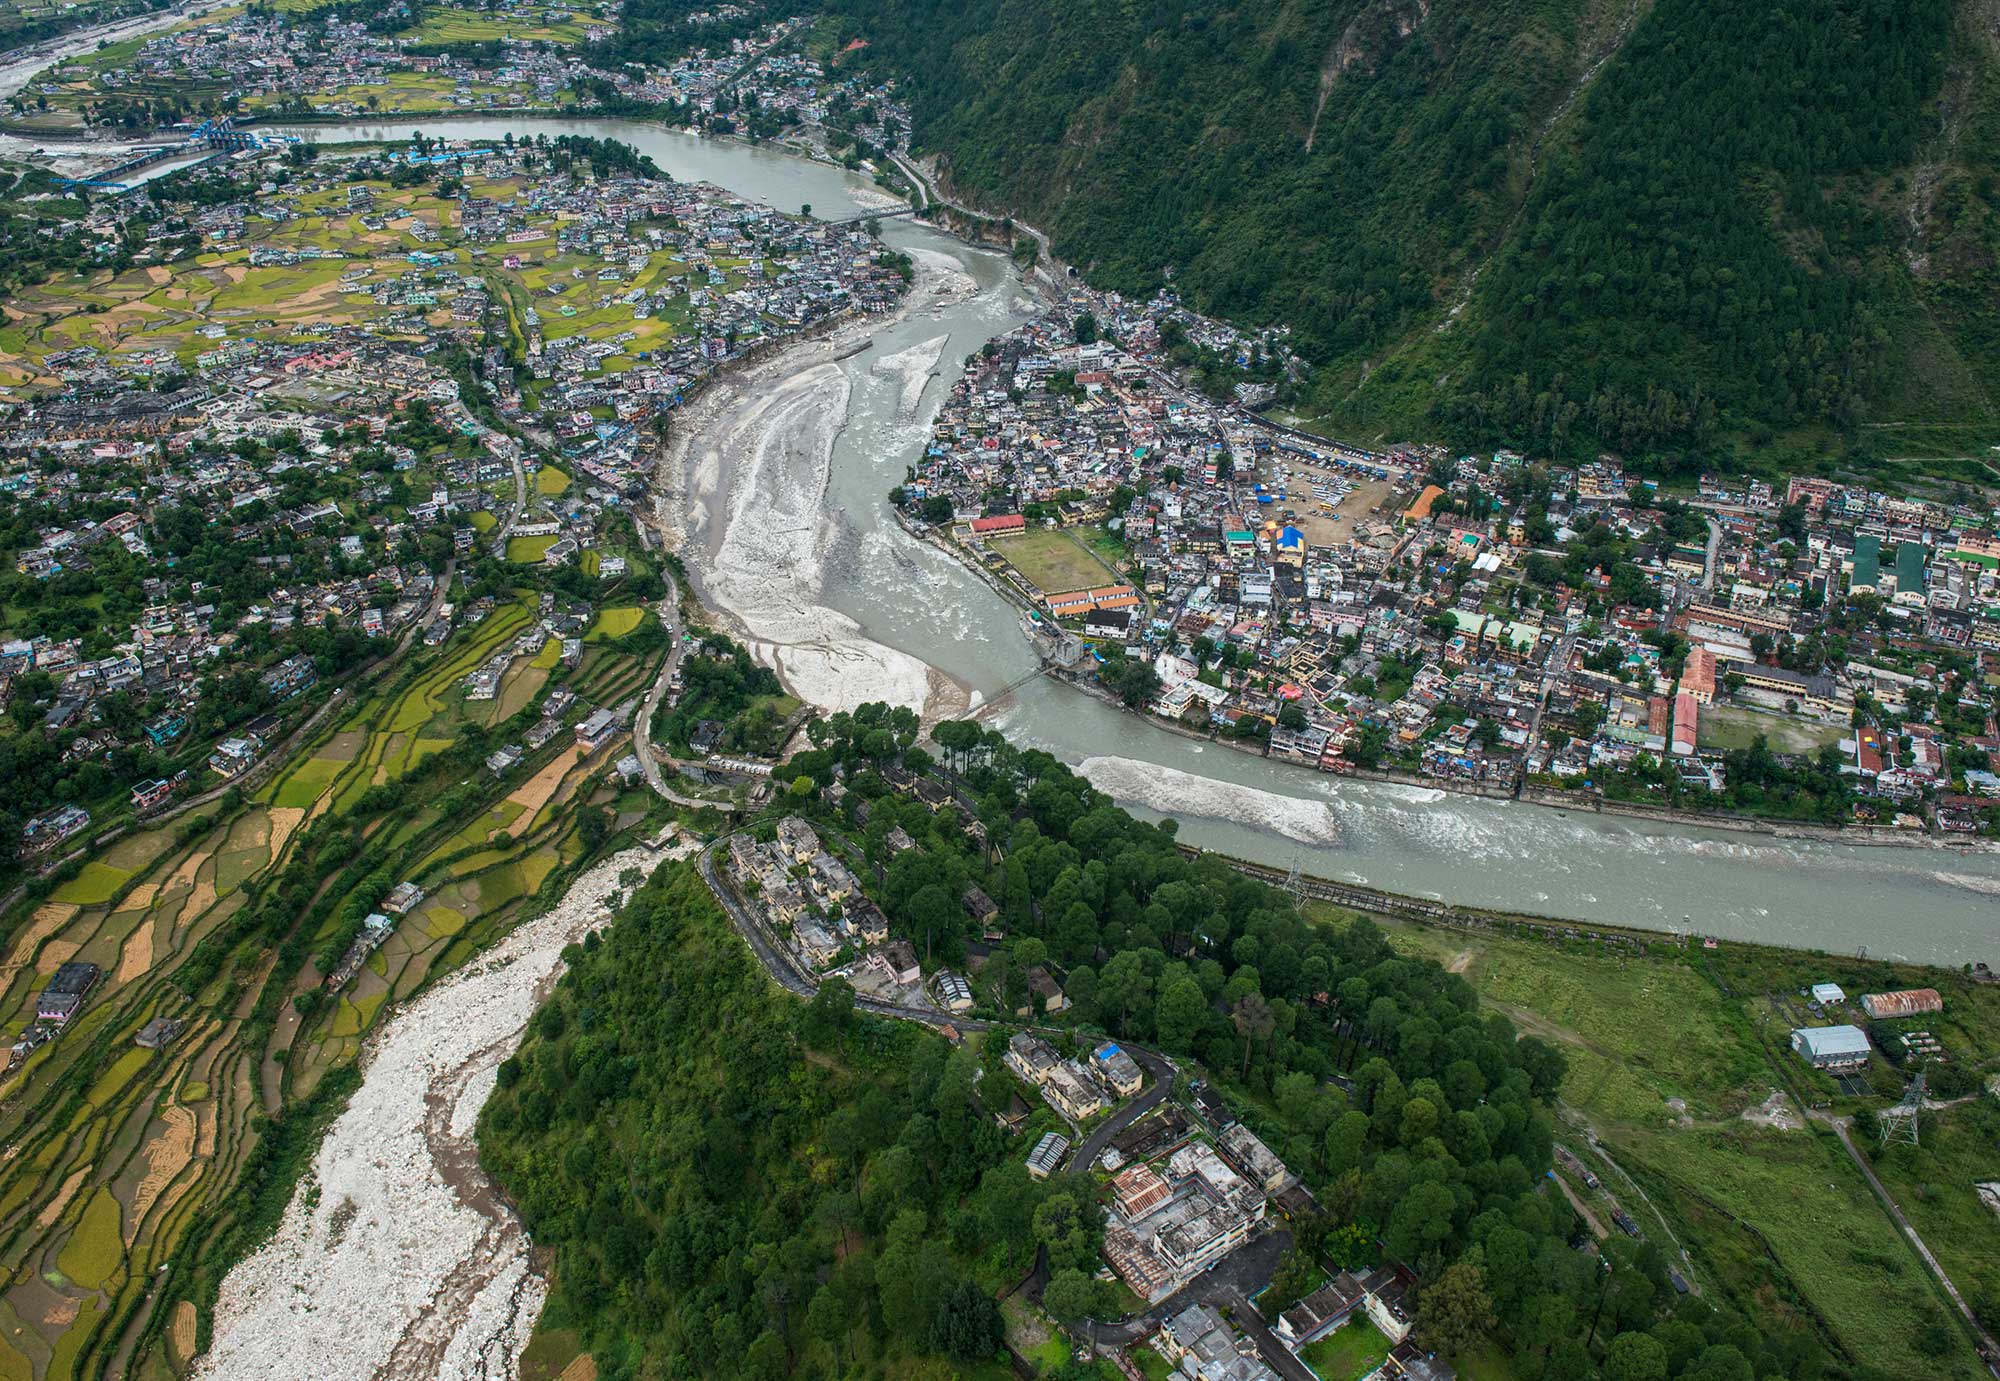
[1895,541,1926,592]
[1852,533,1880,589]
[1793,1024,1870,1058]
[1861,988,1943,1018]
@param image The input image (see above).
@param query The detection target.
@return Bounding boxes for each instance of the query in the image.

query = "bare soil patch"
[127,1106,197,1242]
[115,917,154,984]
[36,1165,91,1230]
[267,806,306,859]
[171,1301,198,1363]
[507,744,583,820]
[1742,1088,1800,1131]
[3,903,78,981]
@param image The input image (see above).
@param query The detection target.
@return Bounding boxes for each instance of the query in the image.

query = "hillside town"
[13,2,910,161]
[1,134,908,861]
[906,294,2000,838]
[17,9,600,126]
[716,805,1457,1381]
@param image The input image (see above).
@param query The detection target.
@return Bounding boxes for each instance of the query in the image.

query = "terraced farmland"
[0,172,720,402]
[0,595,672,1380]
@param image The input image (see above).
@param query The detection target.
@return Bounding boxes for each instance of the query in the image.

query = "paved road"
[492,445,528,556]
[1701,517,1722,591]
[627,568,744,812]
[1068,1047,1175,1171]
[1219,1283,1318,1381]
[1521,628,1577,772]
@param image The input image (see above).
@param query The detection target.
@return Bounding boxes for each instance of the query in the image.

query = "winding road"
[628,568,750,814]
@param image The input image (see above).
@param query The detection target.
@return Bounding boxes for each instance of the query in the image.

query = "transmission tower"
[1284,854,1307,913]
[1879,1064,1925,1147]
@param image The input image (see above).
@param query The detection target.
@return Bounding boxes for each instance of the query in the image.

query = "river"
[273,116,2000,966]
[0,2,226,167]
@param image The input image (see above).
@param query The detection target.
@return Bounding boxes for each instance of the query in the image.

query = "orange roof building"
[1403,485,1445,523]
[1682,646,1717,704]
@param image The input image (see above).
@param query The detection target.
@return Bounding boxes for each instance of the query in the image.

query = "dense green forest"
[479,861,1028,1379]
[789,0,2000,471]
[485,706,1869,1380]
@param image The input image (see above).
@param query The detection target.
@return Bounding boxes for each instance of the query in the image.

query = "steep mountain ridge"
[825,0,2000,473]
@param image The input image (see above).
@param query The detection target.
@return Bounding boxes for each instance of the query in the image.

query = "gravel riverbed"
[194,840,686,1381]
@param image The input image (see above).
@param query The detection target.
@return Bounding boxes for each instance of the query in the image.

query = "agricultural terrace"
[0,180,472,389]
[0,168,741,397]
[21,9,239,118]
[260,71,577,116]
[23,3,601,127]
[488,234,744,379]
[507,533,559,564]
[1374,914,2000,1380]
[398,3,613,45]
[0,589,675,1380]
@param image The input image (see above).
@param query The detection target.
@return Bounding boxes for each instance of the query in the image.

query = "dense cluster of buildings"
[914,289,2000,835]
[1003,1031,1109,1124]
[36,8,601,124]
[0,135,906,855]
[725,817,893,977]
[1792,985,1949,1071]
[614,15,910,154]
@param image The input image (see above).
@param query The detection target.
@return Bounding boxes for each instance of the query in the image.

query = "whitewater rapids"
[1080,756,1343,846]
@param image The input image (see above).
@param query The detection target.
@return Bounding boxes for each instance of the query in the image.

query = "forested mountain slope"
[825,0,2000,470]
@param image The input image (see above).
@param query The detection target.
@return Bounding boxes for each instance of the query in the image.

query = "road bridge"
[818,204,922,228]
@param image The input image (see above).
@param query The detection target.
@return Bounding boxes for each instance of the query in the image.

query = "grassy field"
[586,605,642,640]
[987,528,1117,596]
[1298,1318,1389,1381]
[1696,704,1847,755]
[272,755,346,811]
[1869,1098,2000,1335]
[54,1188,122,1289]
[508,534,559,563]
[1373,914,1997,1379]
[51,862,130,906]
[534,465,571,497]
[1385,922,1767,1124]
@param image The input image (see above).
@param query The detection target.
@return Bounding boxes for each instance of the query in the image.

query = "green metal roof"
[1895,541,1925,593]
[1851,533,1880,590]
